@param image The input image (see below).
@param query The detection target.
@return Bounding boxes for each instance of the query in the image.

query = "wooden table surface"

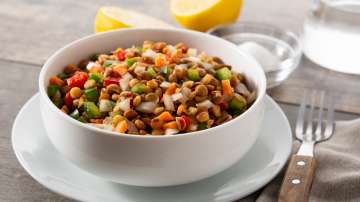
[0,0,359,201]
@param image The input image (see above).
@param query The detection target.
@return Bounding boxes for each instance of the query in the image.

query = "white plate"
[12,93,292,202]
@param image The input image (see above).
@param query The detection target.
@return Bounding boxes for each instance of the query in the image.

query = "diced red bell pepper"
[103,77,120,87]
[67,71,88,88]
[116,50,126,61]
[65,92,73,108]
[178,115,191,131]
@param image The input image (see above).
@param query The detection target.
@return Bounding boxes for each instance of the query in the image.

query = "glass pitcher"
[303,0,360,74]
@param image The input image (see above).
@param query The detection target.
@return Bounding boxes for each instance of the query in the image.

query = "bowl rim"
[39,28,266,139]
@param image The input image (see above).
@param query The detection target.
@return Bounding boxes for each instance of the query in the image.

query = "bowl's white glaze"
[38,28,266,187]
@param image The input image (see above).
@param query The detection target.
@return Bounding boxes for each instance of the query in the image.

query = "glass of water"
[303,0,360,74]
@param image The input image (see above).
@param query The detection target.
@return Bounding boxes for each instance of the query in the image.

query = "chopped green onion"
[84,87,99,102]
[187,69,200,81]
[103,60,114,68]
[89,73,103,84]
[57,73,68,80]
[47,85,60,97]
[84,102,101,119]
[131,83,147,94]
[160,66,171,77]
[126,58,136,67]
[70,109,80,119]
[147,66,157,78]
[198,123,208,130]
[216,67,232,80]
[77,115,87,123]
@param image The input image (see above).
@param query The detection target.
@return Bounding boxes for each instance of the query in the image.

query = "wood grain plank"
[0,0,307,65]
[268,58,360,115]
[0,60,72,201]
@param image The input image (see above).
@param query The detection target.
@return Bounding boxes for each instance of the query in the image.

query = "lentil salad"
[47,41,256,135]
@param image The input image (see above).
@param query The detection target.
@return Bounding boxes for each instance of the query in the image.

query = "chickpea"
[106,84,120,94]
[154,107,165,115]
[111,94,120,101]
[196,111,210,123]
[146,79,158,89]
[168,72,177,82]
[134,119,145,130]
[145,93,158,102]
[201,74,214,85]
[124,109,138,119]
[188,107,198,115]
[182,80,194,88]
[129,78,140,88]
[211,105,221,117]
[133,95,142,107]
[69,87,82,99]
[195,84,208,97]
[150,117,164,129]
[152,129,164,135]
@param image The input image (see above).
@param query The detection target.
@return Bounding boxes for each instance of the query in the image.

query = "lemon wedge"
[95,7,174,33]
[170,0,243,32]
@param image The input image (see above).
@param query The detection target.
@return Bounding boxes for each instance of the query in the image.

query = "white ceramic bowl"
[38,28,267,187]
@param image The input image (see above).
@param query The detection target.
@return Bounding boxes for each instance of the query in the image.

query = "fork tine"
[324,94,335,139]
[295,90,308,140]
[305,90,316,141]
[315,91,325,141]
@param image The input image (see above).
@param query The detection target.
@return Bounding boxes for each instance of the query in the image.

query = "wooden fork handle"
[278,155,316,202]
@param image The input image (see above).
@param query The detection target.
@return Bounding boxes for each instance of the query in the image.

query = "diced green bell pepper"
[187,68,200,81]
[229,96,247,115]
[70,109,80,119]
[89,73,103,84]
[84,87,99,102]
[160,66,171,77]
[147,66,157,78]
[216,67,232,80]
[47,85,60,97]
[84,102,101,119]
[57,73,68,80]
[131,83,147,94]
[126,58,136,67]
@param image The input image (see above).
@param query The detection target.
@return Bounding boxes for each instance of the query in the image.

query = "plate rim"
[12,93,292,202]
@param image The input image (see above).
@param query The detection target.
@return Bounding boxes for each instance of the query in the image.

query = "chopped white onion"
[122,73,133,80]
[165,128,179,135]
[196,100,214,109]
[235,83,251,96]
[201,62,213,70]
[134,65,146,75]
[187,48,198,57]
[119,73,133,91]
[180,87,191,103]
[166,45,176,54]
[185,56,201,63]
[136,102,157,113]
[171,93,183,102]
[99,99,114,112]
[142,49,157,60]
[118,98,131,112]
[163,94,175,111]
[86,62,99,70]
[160,81,171,88]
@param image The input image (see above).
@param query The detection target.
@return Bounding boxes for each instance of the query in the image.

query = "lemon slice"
[95,7,174,33]
[171,0,243,32]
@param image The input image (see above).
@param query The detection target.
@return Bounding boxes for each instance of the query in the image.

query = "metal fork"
[278,90,335,202]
